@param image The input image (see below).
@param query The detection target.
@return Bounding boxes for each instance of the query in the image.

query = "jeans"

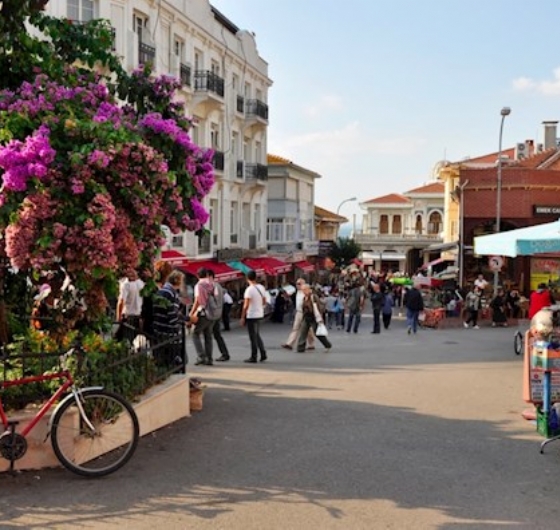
[212,320,229,357]
[346,310,361,332]
[192,315,214,362]
[246,318,266,360]
[372,308,381,333]
[406,308,420,333]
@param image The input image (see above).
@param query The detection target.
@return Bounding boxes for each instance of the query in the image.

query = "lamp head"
[501,107,511,117]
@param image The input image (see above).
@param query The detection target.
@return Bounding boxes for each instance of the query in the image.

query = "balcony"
[139,42,156,66]
[212,151,225,172]
[194,71,224,97]
[236,95,245,114]
[245,99,269,123]
[242,163,268,184]
[354,231,443,248]
[180,63,191,87]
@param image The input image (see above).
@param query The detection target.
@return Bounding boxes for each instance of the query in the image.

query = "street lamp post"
[336,197,357,239]
[494,106,511,295]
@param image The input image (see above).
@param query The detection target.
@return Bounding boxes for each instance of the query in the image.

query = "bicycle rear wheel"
[51,389,139,477]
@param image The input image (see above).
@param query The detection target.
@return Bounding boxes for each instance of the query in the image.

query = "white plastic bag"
[316,322,328,337]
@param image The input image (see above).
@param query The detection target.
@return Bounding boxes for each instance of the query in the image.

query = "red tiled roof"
[314,205,348,222]
[459,147,516,165]
[517,148,559,169]
[405,182,445,194]
[267,153,292,164]
[178,260,243,283]
[363,193,411,204]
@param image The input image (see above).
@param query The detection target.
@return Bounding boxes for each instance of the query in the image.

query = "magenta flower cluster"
[0,126,55,192]
[0,69,215,316]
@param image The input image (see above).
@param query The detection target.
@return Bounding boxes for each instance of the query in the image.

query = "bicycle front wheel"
[51,389,139,477]
[514,331,523,356]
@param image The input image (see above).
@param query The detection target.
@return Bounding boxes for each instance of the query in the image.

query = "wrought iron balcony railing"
[245,163,268,182]
[180,63,191,87]
[212,151,225,171]
[245,99,269,121]
[194,70,225,97]
[139,42,156,66]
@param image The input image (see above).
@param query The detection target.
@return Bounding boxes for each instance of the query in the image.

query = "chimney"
[543,121,558,150]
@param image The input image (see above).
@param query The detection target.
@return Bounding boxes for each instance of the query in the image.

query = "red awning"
[161,249,188,263]
[352,258,363,266]
[293,260,315,273]
[178,260,243,283]
[243,257,292,276]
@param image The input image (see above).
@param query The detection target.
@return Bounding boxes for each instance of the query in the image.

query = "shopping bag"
[316,322,328,337]
[418,311,426,322]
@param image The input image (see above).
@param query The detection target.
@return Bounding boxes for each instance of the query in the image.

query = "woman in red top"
[528,283,554,319]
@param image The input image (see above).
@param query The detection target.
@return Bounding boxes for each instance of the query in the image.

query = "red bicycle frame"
[0,370,75,437]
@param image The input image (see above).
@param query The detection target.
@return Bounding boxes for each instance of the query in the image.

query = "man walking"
[222,288,234,331]
[206,270,231,362]
[189,268,216,366]
[370,282,384,334]
[346,280,365,333]
[282,278,314,350]
[404,284,424,334]
[116,269,144,341]
[240,270,267,363]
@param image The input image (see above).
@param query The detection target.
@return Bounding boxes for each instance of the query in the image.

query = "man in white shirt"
[282,278,315,350]
[240,270,267,363]
[474,274,488,291]
[117,270,144,339]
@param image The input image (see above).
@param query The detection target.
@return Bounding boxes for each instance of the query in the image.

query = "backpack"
[204,282,223,321]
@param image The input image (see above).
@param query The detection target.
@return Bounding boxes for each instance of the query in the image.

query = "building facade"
[47,0,272,261]
[355,183,445,273]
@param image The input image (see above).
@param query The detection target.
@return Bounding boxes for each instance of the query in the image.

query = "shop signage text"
[216,248,243,262]
[533,205,560,216]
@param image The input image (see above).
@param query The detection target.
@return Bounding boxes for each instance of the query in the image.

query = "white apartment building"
[46,0,272,260]
[355,182,445,273]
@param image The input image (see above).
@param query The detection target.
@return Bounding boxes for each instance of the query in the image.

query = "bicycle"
[0,346,139,477]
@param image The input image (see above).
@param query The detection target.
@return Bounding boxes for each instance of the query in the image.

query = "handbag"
[316,322,328,337]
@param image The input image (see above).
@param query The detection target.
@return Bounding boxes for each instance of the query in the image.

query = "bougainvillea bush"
[0,11,214,336]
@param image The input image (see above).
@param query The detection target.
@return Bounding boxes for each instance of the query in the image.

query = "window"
[232,74,239,91]
[232,131,239,159]
[190,118,200,145]
[194,50,202,71]
[428,212,442,235]
[210,123,220,150]
[211,60,220,76]
[286,219,295,241]
[392,215,402,234]
[133,13,148,44]
[230,201,239,242]
[267,219,283,242]
[379,215,389,234]
[174,38,184,59]
[172,235,183,247]
[244,82,251,98]
[68,0,94,21]
[255,141,262,163]
[415,215,423,234]
[253,204,260,232]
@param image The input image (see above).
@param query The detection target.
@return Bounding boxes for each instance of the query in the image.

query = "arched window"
[379,215,389,234]
[392,215,402,234]
[415,214,423,234]
[428,212,442,235]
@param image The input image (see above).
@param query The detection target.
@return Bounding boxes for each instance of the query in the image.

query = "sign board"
[489,255,504,271]
[216,248,243,262]
[534,205,560,216]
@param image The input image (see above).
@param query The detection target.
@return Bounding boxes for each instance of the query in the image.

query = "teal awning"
[228,261,252,275]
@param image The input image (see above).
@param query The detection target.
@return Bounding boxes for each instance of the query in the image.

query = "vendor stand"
[475,219,560,450]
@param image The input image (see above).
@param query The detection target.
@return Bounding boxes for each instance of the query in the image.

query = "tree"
[329,237,362,269]
[0,3,214,340]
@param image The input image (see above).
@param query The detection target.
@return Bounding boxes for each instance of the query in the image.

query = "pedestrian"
[334,291,346,330]
[370,282,384,334]
[116,269,144,341]
[463,286,482,329]
[141,260,173,337]
[189,268,217,366]
[222,287,233,331]
[152,270,187,367]
[474,273,489,292]
[206,270,231,362]
[506,287,521,319]
[404,284,424,334]
[346,281,365,333]
[271,288,287,323]
[240,270,268,363]
[382,289,394,330]
[296,285,332,353]
[529,282,554,319]
[490,288,508,327]
[325,290,338,329]
[282,278,315,350]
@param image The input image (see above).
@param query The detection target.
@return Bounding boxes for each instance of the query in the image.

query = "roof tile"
[363,193,411,205]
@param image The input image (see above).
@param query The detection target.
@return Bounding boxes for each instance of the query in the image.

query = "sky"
[211,0,560,225]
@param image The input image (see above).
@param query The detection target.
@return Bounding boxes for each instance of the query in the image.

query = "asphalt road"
[0,313,557,530]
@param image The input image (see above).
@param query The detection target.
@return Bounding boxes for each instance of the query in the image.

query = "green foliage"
[329,237,362,269]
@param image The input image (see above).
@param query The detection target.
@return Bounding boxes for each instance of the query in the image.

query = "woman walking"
[463,286,482,329]
[297,285,332,352]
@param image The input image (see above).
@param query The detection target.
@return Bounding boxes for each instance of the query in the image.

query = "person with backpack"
[189,268,218,366]
[240,270,268,363]
[206,269,231,362]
